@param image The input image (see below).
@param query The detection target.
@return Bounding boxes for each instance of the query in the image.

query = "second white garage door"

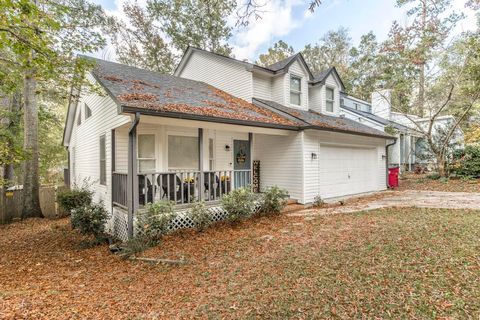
[318,144,379,199]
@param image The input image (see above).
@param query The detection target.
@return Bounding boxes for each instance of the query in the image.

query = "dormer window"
[290,76,301,106]
[326,87,334,112]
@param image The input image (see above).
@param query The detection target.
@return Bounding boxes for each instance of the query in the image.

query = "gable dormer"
[254,54,311,110]
[308,67,344,116]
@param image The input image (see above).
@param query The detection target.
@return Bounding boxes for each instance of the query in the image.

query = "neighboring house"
[339,88,464,169]
[390,113,464,165]
[63,50,394,240]
[340,92,419,172]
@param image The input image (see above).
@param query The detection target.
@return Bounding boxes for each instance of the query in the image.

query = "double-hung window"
[290,76,301,106]
[99,135,106,185]
[326,87,335,112]
[138,134,156,172]
[168,135,199,170]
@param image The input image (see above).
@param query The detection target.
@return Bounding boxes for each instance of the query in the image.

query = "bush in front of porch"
[221,187,258,224]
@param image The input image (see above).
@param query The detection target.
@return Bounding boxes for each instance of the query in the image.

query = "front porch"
[108,115,295,238]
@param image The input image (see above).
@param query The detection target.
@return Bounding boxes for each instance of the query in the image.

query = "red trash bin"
[388,167,399,188]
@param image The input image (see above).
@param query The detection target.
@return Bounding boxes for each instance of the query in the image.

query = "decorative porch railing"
[112,169,251,208]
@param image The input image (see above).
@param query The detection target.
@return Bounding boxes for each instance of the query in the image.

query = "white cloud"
[230,0,311,61]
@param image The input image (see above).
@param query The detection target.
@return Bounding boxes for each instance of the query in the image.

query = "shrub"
[259,186,289,215]
[57,187,93,213]
[221,187,256,224]
[188,201,212,232]
[439,177,449,184]
[135,200,175,244]
[71,202,109,242]
[313,195,325,207]
[450,144,480,178]
[426,172,441,180]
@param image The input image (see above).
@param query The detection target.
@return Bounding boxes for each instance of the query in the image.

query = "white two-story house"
[63,48,394,240]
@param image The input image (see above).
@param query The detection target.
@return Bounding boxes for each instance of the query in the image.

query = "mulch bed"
[2,206,480,319]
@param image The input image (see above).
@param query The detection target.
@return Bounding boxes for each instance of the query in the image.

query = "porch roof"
[253,98,394,139]
[86,57,303,130]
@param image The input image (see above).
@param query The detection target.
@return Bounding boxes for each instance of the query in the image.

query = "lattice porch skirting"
[108,202,261,242]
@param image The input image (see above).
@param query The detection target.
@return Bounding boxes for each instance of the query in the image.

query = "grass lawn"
[1,207,480,319]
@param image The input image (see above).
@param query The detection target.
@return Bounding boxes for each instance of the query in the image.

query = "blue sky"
[93,0,477,61]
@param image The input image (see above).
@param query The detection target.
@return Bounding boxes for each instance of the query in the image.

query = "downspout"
[385,139,396,188]
[127,112,140,239]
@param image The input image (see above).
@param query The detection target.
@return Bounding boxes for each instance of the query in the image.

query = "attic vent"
[339,114,345,118]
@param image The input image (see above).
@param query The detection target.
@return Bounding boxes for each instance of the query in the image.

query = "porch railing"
[112,172,128,208]
[112,169,251,208]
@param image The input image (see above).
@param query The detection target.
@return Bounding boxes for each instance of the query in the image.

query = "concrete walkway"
[289,190,480,217]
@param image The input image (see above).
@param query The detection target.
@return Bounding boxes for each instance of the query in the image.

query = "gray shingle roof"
[341,105,410,131]
[253,98,393,139]
[266,54,300,71]
[86,56,302,129]
[312,67,333,83]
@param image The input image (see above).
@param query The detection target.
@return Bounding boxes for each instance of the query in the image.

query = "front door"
[233,140,251,188]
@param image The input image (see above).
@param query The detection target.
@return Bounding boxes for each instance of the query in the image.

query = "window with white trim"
[138,134,156,172]
[99,135,106,185]
[326,87,335,112]
[168,135,199,170]
[290,76,301,106]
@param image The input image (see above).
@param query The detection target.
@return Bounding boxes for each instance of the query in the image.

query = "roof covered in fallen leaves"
[253,98,393,139]
[87,57,303,129]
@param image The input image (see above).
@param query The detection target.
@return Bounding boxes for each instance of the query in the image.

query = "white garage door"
[319,145,378,199]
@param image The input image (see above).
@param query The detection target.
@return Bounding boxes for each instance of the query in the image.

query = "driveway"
[290,190,480,217]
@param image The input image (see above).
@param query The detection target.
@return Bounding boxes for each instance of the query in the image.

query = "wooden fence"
[0,186,69,224]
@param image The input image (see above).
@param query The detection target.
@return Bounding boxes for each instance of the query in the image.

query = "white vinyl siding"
[271,75,285,105]
[252,73,272,100]
[68,73,130,212]
[254,132,304,203]
[308,86,322,113]
[178,51,253,101]
[303,130,386,203]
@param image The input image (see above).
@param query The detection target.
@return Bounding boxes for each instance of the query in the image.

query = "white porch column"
[198,128,204,200]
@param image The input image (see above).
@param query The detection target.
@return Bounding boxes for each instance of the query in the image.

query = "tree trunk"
[418,64,425,117]
[21,66,43,219]
[417,0,426,118]
[436,154,447,177]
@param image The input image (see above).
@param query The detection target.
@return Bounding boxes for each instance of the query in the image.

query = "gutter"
[385,139,397,188]
[121,106,302,131]
[127,112,140,239]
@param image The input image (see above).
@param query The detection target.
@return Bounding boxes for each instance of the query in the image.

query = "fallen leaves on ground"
[397,173,479,192]
[2,206,480,319]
